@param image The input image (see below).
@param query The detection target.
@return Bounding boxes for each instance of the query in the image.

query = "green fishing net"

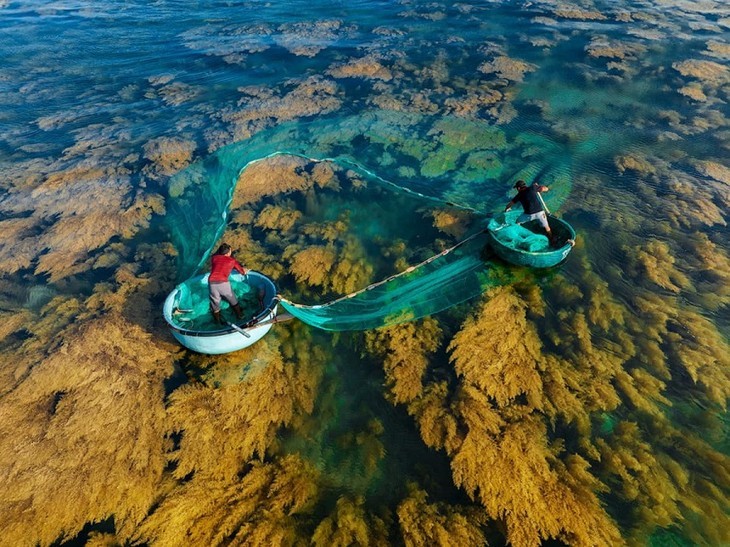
[487,211,551,253]
[280,233,492,331]
[170,274,261,331]
[166,112,572,331]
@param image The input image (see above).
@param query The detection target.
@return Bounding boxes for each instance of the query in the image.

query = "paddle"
[226,321,251,338]
[537,191,575,248]
[537,191,550,214]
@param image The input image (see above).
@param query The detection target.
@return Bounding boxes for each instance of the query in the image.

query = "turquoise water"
[1,1,728,545]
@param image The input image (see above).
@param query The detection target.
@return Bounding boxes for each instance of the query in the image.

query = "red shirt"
[209,254,246,283]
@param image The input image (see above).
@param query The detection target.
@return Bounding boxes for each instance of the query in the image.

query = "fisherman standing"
[209,243,248,324]
[504,180,555,243]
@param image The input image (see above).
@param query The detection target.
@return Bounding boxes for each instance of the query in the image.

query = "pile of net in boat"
[170,274,262,331]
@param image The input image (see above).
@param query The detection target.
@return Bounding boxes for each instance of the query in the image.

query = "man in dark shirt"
[209,243,248,324]
[504,180,555,243]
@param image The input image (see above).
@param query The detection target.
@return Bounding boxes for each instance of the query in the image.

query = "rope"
[279,227,488,309]
[244,151,485,215]
[537,191,550,215]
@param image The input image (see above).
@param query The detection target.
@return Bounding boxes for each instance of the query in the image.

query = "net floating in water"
[278,229,493,331]
[164,114,575,339]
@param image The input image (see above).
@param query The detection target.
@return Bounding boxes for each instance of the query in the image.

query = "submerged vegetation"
[1,0,729,545]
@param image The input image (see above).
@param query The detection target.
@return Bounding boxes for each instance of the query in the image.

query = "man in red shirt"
[209,243,248,324]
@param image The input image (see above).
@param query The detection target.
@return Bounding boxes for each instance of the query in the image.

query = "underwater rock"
[328,57,394,81]
[223,76,343,141]
[232,155,334,207]
[143,136,197,179]
[673,59,729,84]
[274,20,347,57]
[478,55,537,83]
[678,84,708,102]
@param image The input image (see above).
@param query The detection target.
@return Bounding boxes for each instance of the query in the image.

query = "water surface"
[0,1,728,545]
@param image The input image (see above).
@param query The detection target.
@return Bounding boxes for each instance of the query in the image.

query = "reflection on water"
[0,0,728,545]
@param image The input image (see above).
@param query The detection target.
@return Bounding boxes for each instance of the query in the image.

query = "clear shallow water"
[0,1,728,546]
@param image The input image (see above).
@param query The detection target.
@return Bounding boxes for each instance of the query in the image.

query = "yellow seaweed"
[365,318,442,404]
[166,335,321,481]
[0,313,172,546]
[312,496,389,547]
[396,484,486,547]
[448,288,544,409]
[629,239,691,293]
[136,455,318,547]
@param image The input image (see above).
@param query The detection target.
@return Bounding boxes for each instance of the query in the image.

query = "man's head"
[514,180,527,190]
[216,243,232,256]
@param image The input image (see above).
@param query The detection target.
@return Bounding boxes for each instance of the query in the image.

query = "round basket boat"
[163,271,279,354]
[486,210,576,268]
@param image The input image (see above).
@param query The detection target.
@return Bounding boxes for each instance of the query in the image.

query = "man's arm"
[504,198,516,212]
[537,184,549,192]
[232,258,248,275]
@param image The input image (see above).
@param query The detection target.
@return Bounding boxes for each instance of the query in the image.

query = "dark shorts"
[209,281,238,312]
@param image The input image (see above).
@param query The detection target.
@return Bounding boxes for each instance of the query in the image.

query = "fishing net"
[487,211,551,253]
[170,274,261,331]
[165,112,572,331]
[279,231,492,331]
